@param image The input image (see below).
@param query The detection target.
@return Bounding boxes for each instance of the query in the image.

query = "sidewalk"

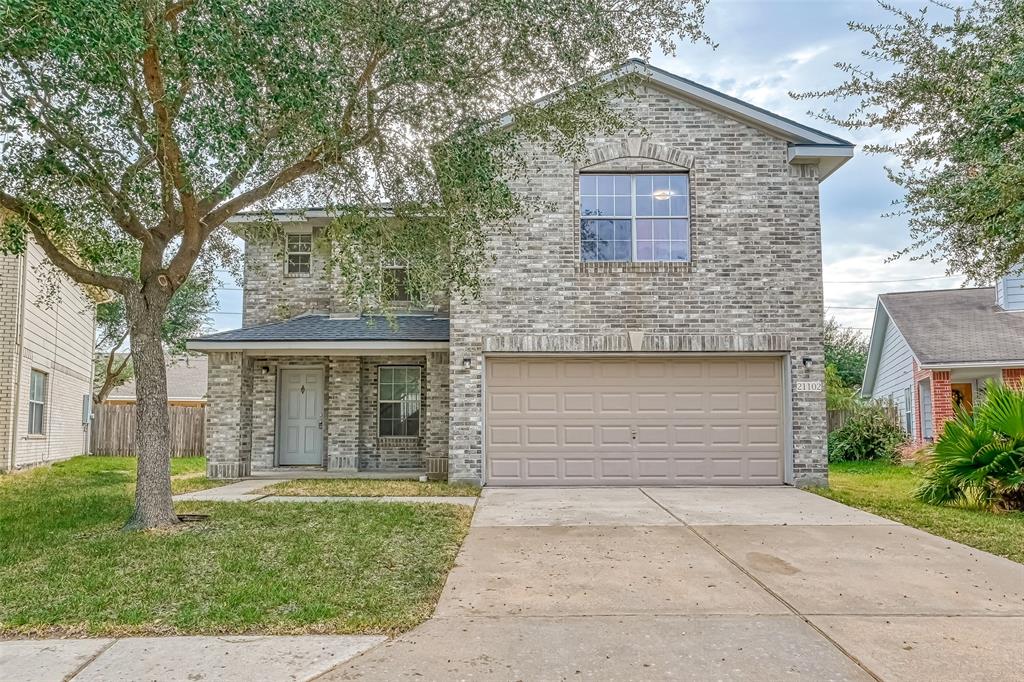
[174,479,478,506]
[0,635,385,682]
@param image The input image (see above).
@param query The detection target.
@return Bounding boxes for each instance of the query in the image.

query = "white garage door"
[485,356,785,485]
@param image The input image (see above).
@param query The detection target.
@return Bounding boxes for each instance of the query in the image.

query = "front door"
[951,383,974,413]
[278,368,324,465]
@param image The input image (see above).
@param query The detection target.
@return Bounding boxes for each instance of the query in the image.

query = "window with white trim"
[580,173,690,262]
[28,369,46,435]
[904,387,912,434]
[378,366,421,437]
[285,233,312,275]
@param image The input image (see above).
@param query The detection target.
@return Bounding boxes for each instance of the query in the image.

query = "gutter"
[187,340,449,352]
[918,360,1024,370]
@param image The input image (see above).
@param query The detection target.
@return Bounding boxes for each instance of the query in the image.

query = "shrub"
[915,381,1024,511]
[827,401,908,463]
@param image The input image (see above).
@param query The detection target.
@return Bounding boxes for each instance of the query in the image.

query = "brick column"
[931,370,954,436]
[1002,368,1024,389]
[424,351,450,459]
[206,351,252,479]
[326,357,360,471]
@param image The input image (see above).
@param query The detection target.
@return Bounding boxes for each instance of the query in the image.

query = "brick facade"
[1002,368,1024,389]
[204,81,839,486]
[206,352,445,476]
[449,85,828,486]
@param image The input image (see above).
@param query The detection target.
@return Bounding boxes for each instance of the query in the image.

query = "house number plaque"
[795,381,823,392]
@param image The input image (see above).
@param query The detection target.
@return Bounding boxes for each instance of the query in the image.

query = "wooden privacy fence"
[90,403,205,457]
[827,403,901,434]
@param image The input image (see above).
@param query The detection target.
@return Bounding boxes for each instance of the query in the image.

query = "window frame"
[383,265,412,303]
[284,232,312,277]
[27,369,47,435]
[377,365,422,438]
[578,172,691,264]
[903,387,912,434]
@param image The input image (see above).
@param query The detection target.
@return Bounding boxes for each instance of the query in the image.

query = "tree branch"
[0,192,134,294]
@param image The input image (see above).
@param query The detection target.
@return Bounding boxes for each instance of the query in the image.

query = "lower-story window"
[28,369,47,435]
[378,366,421,437]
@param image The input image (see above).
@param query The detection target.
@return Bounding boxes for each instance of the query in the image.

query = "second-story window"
[580,173,690,263]
[285,233,312,276]
[384,266,412,302]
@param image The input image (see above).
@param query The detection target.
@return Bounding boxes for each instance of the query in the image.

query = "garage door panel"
[485,357,785,485]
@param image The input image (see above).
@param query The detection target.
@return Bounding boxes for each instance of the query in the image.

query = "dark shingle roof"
[192,314,449,344]
[881,288,1024,365]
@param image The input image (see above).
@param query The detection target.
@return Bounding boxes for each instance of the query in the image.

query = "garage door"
[485,356,785,485]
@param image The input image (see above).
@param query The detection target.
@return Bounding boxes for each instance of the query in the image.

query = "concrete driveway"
[325,487,1024,681]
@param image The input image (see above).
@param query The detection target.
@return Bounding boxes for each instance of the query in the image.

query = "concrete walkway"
[0,635,385,682]
[324,486,1024,681]
[173,479,477,506]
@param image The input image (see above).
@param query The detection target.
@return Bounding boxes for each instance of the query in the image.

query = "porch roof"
[187,314,449,352]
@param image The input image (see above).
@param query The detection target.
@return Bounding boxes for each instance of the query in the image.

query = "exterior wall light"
[462,357,473,369]
[801,356,813,369]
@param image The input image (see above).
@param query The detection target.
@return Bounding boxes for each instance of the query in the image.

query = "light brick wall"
[449,85,828,486]
[0,253,21,469]
[207,352,439,477]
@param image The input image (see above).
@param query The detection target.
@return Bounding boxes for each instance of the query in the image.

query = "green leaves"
[916,380,1024,510]
[797,0,1024,282]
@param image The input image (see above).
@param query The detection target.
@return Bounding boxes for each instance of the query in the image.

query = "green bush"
[915,381,1024,511]
[827,402,908,463]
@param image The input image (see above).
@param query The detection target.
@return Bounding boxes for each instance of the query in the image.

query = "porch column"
[424,351,450,470]
[326,357,360,471]
[206,351,252,479]
[1003,368,1024,389]
[912,359,927,444]
[930,370,954,437]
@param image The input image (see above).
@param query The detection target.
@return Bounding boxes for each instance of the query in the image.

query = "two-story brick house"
[190,61,853,487]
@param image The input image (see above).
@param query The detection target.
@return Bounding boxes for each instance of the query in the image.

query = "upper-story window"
[285,233,312,276]
[384,265,412,302]
[580,173,690,262]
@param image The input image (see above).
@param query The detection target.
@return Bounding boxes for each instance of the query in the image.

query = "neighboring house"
[104,354,209,408]
[189,60,854,486]
[0,240,96,471]
[861,276,1024,443]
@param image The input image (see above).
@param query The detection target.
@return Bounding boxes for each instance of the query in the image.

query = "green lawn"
[265,478,481,497]
[0,456,472,637]
[813,461,1024,564]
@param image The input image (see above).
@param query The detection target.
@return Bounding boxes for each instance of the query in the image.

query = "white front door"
[278,368,324,465]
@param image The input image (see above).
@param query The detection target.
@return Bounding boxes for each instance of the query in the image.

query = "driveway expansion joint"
[638,487,886,682]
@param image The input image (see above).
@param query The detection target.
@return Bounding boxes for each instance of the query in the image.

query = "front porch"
[189,314,451,480]
[913,363,1024,442]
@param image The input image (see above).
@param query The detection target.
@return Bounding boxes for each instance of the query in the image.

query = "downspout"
[7,250,27,471]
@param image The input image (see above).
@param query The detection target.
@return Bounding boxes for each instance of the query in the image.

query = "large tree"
[796,0,1024,282]
[824,316,869,389]
[0,0,710,528]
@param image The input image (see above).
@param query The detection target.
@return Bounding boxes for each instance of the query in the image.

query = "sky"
[210,0,969,335]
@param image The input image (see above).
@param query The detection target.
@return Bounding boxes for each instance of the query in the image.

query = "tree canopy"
[824,316,869,390]
[0,0,711,528]
[796,0,1024,282]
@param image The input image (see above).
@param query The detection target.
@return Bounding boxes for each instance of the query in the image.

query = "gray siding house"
[862,277,1024,444]
[190,61,854,487]
[0,240,96,471]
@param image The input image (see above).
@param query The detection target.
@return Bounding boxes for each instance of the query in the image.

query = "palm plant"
[915,381,1024,511]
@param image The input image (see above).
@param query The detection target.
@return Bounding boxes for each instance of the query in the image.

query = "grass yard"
[813,461,1024,564]
[266,478,481,497]
[0,456,472,637]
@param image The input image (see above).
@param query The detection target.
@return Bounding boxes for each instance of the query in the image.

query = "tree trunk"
[123,290,179,531]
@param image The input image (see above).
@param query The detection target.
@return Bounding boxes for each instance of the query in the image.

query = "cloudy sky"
[210,0,969,335]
